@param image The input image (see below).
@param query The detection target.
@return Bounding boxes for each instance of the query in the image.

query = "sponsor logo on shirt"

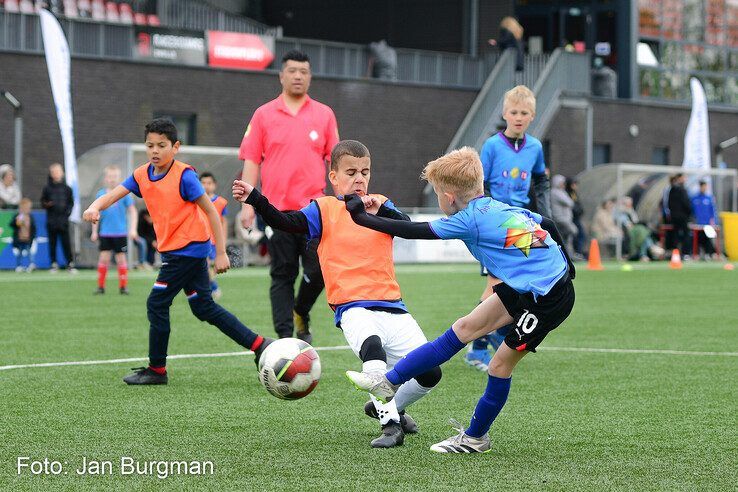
[521,171,528,180]
[510,167,520,179]
[309,130,319,141]
[502,170,509,178]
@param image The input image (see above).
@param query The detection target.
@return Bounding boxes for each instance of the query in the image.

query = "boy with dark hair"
[84,118,270,385]
[200,172,228,299]
[233,140,442,449]
[92,165,138,295]
[344,147,575,453]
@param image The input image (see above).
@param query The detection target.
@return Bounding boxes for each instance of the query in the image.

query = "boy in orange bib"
[84,118,269,385]
[233,140,441,448]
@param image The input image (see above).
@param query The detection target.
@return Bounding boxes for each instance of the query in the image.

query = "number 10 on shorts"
[515,309,538,338]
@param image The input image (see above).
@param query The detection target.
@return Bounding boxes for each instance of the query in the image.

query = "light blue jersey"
[429,196,568,297]
[96,188,133,237]
[480,132,546,208]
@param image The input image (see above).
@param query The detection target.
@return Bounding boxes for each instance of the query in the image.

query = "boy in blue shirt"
[344,146,575,453]
[92,165,138,295]
[469,85,552,371]
[691,180,718,258]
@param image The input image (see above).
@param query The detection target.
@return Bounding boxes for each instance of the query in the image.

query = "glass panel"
[696,46,725,71]
[682,0,705,42]
[681,44,704,72]
[639,0,661,37]
[728,50,738,70]
[706,0,726,45]
[725,77,738,104]
[661,42,682,68]
[702,77,725,103]
[639,68,661,97]
[660,71,690,100]
[662,0,683,40]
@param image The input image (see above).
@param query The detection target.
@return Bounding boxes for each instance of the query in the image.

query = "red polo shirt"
[239,94,339,211]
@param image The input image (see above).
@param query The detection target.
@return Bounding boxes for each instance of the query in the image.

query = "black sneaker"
[371,420,404,448]
[123,367,168,385]
[293,310,313,344]
[94,287,105,295]
[363,401,419,434]
[253,337,274,368]
[120,287,130,295]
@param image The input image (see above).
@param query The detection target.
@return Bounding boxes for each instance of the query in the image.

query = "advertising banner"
[207,31,274,70]
[136,27,206,66]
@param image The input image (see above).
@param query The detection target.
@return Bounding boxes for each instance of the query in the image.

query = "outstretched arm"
[343,194,438,239]
[83,185,130,223]
[232,180,309,234]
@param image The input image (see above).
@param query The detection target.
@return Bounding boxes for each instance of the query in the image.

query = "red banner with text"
[207,31,274,71]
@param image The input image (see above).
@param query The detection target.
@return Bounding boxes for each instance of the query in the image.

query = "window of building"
[651,146,669,165]
[594,143,611,166]
[153,112,197,145]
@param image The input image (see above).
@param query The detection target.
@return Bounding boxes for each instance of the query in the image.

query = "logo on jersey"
[502,170,509,178]
[521,171,528,180]
[309,130,319,141]
[500,214,548,257]
[510,167,520,179]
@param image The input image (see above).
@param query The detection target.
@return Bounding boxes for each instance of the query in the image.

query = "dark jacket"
[498,28,524,71]
[668,184,692,221]
[10,212,36,244]
[41,177,73,229]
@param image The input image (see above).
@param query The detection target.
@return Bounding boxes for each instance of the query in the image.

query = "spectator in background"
[661,174,677,250]
[616,196,664,261]
[566,177,586,258]
[591,57,617,98]
[488,16,524,71]
[41,162,77,273]
[10,197,36,272]
[367,40,397,81]
[591,198,621,256]
[691,180,718,259]
[239,50,339,343]
[0,164,21,209]
[135,208,156,269]
[668,173,693,259]
[550,174,578,258]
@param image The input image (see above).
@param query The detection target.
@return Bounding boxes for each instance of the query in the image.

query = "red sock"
[97,263,108,288]
[118,264,128,289]
[149,365,166,375]
[251,336,264,352]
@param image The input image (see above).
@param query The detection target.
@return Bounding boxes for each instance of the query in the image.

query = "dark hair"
[282,50,310,65]
[330,140,370,171]
[199,172,216,182]
[145,118,178,145]
[699,180,707,186]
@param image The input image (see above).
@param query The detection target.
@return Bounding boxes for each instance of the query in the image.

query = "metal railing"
[156,0,279,37]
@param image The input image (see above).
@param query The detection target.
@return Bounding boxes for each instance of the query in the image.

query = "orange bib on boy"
[315,195,401,307]
[207,195,228,245]
[133,161,209,252]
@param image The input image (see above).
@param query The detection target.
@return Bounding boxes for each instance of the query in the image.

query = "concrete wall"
[0,52,476,207]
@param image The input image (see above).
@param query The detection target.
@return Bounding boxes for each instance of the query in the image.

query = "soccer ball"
[257,338,321,400]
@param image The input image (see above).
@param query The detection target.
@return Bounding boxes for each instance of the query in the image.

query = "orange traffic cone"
[587,239,604,270]
[669,249,683,269]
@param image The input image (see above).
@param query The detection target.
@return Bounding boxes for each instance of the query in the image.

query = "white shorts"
[340,307,428,369]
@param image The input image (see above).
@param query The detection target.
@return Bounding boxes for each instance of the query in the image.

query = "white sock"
[362,359,387,374]
[370,394,400,425]
[393,378,432,413]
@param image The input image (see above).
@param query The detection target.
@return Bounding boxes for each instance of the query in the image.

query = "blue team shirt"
[301,198,408,325]
[429,196,568,297]
[97,188,133,237]
[691,192,717,225]
[122,165,209,257]
[480,132,546,207]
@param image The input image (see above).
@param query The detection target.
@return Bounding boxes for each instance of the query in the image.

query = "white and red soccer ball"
[257,338,321,400]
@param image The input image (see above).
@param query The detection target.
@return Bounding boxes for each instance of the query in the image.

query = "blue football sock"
[465,375,512,438]
[210,280,219,291]
[471,336,488,351]
[386,327,465,385]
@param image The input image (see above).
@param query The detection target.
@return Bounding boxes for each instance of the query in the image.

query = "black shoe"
[123,367,168,385]
[293,310,313,344]
[94,287,105,295]
[364,401,419,434]
[120,287,130,295]
[253,337,274,368]
[371,420,405,448]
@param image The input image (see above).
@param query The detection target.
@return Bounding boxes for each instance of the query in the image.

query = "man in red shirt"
[239,50,339,343]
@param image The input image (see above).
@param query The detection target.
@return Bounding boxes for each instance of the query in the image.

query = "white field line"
[1,344,736,372]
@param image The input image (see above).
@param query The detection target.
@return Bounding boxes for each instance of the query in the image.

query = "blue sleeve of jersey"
[121,175,141,197]
[532,145,545,174]
[480,140,494,181]
[180,169,205,202]
[428,211,471,241]
[300,201,322,240]
[221,205,228,216]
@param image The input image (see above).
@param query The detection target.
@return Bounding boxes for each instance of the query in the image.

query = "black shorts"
[99,236,128,253]
[494,274,575,353]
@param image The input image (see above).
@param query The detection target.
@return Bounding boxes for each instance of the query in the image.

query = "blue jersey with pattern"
[97,188,133,237]
[480,132,546,207]
[301,198,408,325]
[429,197,568,297]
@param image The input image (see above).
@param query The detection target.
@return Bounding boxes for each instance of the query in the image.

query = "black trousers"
[672,218,691,256]
[48,224,73,266]
[696,230,716,255]
[147,254,260,367]
[267,229,324,338]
